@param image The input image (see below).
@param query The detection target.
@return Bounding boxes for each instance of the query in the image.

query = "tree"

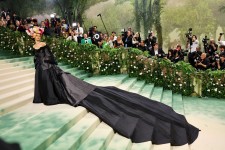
[116,0,164,45]
[162,0,216,47]
[0,0,46,18]
[54,0,107,26]
[153,0,163,47]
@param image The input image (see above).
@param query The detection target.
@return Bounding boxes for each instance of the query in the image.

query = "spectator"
[66,30,77,42]
[124,30,133,48]
[107,35,114,48]
[81,33,92,44]
[114,35,124,48]
[150,43,166,58]
[167,49,174,61]
[132,32,141,48]
[112,31,117,41]
[138,40,147,52]
[76,23,84,43]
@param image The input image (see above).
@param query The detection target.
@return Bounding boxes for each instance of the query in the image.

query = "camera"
[185,28,192,38]
[194,57,200,63]
[215,54,220,61]
[202,35,209,51]
[202,35,209,45]
[181,49,189,56]
[220,33,224,36]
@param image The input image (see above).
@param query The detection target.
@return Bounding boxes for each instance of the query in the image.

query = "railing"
[0,27,224,99]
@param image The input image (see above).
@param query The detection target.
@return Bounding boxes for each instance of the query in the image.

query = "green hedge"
[0,27,225,99]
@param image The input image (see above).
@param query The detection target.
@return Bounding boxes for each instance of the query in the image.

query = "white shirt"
[66,36,77,42]
[113,36,117,41]
[107,40,114,48]
[190,40,199,53]
[218,41,225,46]
[76,27,84,37]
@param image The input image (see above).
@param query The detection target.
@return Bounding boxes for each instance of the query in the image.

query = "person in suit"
[150,43,166,58]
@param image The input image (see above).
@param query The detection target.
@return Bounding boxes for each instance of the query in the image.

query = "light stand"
[97,14,109,36]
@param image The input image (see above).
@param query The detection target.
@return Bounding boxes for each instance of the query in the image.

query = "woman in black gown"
[31,27,199,146]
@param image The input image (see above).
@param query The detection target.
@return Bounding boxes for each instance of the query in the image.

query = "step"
[0,72,34,86]
[106,133,132,150]
[59,65,71,70]
[161,90,173,107]
[0,56,32,63]
[73,70,86,76]
[118,78,137,91]
[0,61,34,69]
[76,73,90,80]
[0,104,75,135]
[0,85,34,104]
[2,106,88,150]
[64,67,79,73]
[129,80,146,94]
[139,83,154,98]
[172,94,185,115]
[0,78,34,95]
[0,66,23,74]
[0,68,34,79]
[87,74,129,87]
[0,93,33,115]
[131,142,152,150]
[47,113,101,150]
[150,87,163,102]
[77,122,114,150]
[151,144,170,150]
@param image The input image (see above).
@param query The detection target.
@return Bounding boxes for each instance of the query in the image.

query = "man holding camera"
[195,53,210,71]
[215,52,225,70]
[207,39,218,56]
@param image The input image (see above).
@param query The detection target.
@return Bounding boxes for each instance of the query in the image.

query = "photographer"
[187,35,199,67]
[207,39,218,56]
[174,44,185,61]
[216,53,225,70]
[195,53,210,71]
[219,45,225,55]
[186,35,199,53]
[191,46,202,67]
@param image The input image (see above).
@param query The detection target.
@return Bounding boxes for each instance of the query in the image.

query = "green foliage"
[0,27,225,99]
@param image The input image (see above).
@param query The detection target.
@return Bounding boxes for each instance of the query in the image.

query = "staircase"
[0,53,206,150]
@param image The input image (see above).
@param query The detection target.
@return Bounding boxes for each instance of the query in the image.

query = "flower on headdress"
[26,26,44,37]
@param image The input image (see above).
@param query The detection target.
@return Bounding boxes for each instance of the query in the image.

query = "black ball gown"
[33,45,200,146]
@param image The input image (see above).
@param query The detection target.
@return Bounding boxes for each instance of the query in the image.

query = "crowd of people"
[1,9,225,71]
